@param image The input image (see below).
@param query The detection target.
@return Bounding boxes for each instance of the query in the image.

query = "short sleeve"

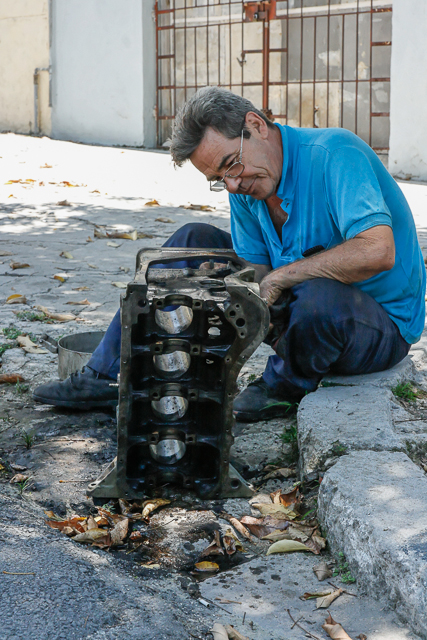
[229,194,271,265]
[324,146,392,240]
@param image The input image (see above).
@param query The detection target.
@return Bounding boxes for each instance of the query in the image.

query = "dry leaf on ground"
[224,625,250,640]
[210,623,228,640]
[155,217,175,223]
[6,294,27,304]
[141,498,171,519]
[266,539,316,555]
[53,274,67,283]
[17,335,48,354]
[40,164,52,168]
[74,528,111,544]
[137,231,154,239]
[0,250,13,256]
[119,266,130,273]
[223,529,242,554]
[357,635,367,640]
[183,204,216,212]
[10,474,29,484]
[144,199,159,206]
[252,502,298,520]
[200,530,224,557]
[110,518,129,546]
[60,251,74,259]
[45,515,87,534]
[88,263,98,269]
[35,305,76,322]
[57,200,72,206]
[10,262,30,270]
[240,515,290,539]
[221,514,251,540]
[0,374,26,384]
[317,588,344,608]
[300,590,333,601]
[94,228,107,239]
[72,286,90,291]
[111,281,127,289]
[322,613,354,640]
[86,236,93,242]
[263,467,296,480]
[107,241,120,248]
[313,561,334,581]
[66,299,90,305]
[108,230,137,241]
[10,464,27,472]
[271,486,302,512]
[194,561,219,573]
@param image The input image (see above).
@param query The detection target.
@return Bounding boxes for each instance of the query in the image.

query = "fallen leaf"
[66,299,90,305]
[53,274,67,283]
[62,526,75,537]
[91,189,100,194]
[183,204,215,212]
[313,561,334,581]
[107,241,120,248]
[317,588,344,608]
[119,266,130,273]
[94,228,107,239]
[10,473,28,484]
[129,531,144,542]
[266,539,315,555]
[60,251,74,259]
[322,613,354,640]
[34,305,76,322]
[210,623,228,640]
[111,281,127,289]
[60,181,79,187]
[107,230,137,241]
[0,374,26,384]
[72,286,90,291]
[155,217,175,223]
[6,294,27,304]
[263,467,296,480]
[73,528,111,544]
[224,626,250,640]
[16,335,48,354]
[200,530,224,557]
[142,498,170,519]
[88,264,98,269]
[45,515,87,533]
[10,464,27,471]
[137,231,154,239]
[271,485,302,512]
[252,502,298,520]
[215,598,242,604]
[86,516,98,530]
[86,236,93,242]
[57,200,72,206]
[356,635,367,640]
[10,262,30,270]
[240,515,290,539]
[110,518,129,546]
[300,590,333,601]
[221,514,251,540]
[139,562,161,569]
[0,251,12,256]
[194,561,219,573]
[223,529,242,554]
[40,163,52,168]
[144,199,160,206]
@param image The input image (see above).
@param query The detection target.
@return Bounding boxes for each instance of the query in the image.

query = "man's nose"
[224,175,242,194]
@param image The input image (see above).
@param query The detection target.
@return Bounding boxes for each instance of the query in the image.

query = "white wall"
[0,0,51,135]
[389,0,427,181]
[51,0,156,147]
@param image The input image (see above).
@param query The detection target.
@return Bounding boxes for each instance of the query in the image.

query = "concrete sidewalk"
[1,133,427,640]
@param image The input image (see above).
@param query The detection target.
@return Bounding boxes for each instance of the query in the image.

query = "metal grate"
[155,0,392,151]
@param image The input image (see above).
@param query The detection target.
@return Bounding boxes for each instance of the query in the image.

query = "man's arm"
[238,259,271,283]
[259,225,395,306]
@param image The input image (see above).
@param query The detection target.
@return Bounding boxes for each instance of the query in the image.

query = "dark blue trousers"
[88,223,410,400]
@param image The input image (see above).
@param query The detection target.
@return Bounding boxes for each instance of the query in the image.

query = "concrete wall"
[389,0,427,180]
[51,0,156,147]
[0,0,51,135]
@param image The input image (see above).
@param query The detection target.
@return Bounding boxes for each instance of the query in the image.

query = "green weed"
[21,429,34,449]
[247,373,257,383]
[0,343,15,357]
[333,551,356,584]
[16,476,33,496]
[331,440,348,457]
[392,382,417,402]
[14,310,48,323]
[281,423,299,463]
[15,381,29,396]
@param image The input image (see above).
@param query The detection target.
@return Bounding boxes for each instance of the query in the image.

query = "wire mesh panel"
[156,0,392,151]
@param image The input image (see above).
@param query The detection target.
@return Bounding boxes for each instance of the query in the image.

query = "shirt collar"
[275,123,298,208]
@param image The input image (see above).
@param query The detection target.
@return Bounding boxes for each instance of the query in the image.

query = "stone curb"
[318,451,427,638]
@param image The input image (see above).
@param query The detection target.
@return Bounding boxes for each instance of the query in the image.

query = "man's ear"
[245,111,269,140]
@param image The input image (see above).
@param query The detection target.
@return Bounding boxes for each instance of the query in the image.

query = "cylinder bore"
[155,306,193,334]
[149,437,186,465]
[151,395,189,421]
[153,350,191,379]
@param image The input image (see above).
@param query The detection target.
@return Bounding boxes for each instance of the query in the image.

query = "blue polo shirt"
[230,124,426,344]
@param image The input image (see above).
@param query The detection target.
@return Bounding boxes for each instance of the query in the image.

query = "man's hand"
[259,225,395,306]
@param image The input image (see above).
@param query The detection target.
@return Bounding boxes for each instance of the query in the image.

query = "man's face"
[189,113,283,200]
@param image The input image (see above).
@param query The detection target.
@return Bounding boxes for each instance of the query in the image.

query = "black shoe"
[32,366,118,410]
[233,377,295,423]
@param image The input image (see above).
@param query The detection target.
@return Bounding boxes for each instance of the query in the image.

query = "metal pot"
[40,331,105,380]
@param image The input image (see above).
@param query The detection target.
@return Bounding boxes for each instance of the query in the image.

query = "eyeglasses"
[209,130,245,192]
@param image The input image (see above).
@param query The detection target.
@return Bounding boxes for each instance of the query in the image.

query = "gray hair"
[170,86,274,167]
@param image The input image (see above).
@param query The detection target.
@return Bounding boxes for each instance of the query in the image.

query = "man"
[33,87,426,422]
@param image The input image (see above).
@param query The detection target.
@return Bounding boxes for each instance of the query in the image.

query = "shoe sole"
[234,402,294,423]
[33,395,118,410]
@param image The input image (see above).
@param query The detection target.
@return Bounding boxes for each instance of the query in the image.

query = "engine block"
[88,248,269,500]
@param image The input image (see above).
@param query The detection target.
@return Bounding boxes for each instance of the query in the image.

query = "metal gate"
[155,0,392,152]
